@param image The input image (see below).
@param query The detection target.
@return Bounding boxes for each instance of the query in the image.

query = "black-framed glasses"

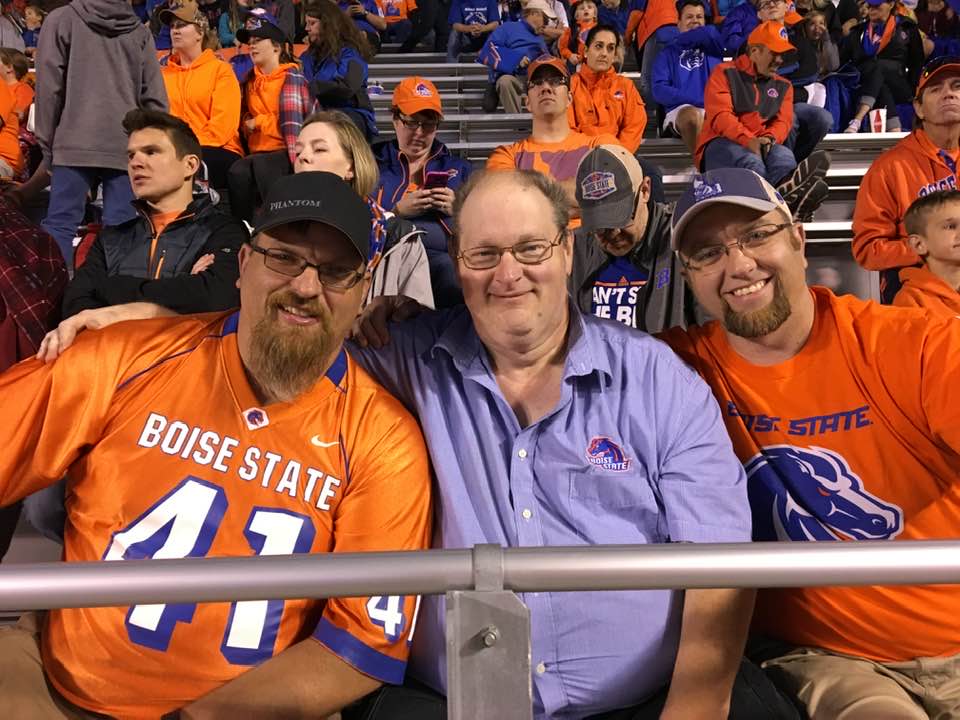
[528,74,568,89]
[457,230,566,270]
[680,222,795,274]
[248,242,364,291]
[397,115,440,133]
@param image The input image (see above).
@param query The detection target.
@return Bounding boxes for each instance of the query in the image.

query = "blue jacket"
[720,0,758,54]
[373,139,473,307]
[299,46,376,138]
[598,4,630,37]
[477,19,547,77]
[716,0,747,18]
[652,25,724,113]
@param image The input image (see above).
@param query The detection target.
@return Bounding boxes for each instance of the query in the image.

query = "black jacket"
[569,201,699,334]
[842,16,924,89]
[63,196,248,318]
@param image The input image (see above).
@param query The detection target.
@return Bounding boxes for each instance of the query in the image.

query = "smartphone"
[424,171,449,189]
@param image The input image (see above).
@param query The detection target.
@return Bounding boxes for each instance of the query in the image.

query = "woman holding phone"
[372,76,472,308]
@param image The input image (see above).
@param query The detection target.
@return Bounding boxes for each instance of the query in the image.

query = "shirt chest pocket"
[567,466,666,544]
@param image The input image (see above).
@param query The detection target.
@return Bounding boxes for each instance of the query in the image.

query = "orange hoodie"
[893,265,960,317]
[162,50,244,157]
[694,54,794,169]
[243,62,302,156]
[0,81,21,175]
[626,0,677,50]
[568,66,647,153]
[852,130,959,271]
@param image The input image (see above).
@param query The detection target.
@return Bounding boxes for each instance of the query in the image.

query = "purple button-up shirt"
[349,306,751,719]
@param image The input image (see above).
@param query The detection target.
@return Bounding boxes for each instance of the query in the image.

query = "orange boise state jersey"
[0,312,432,718]
[661,287,960,662]
[486,131,621,229]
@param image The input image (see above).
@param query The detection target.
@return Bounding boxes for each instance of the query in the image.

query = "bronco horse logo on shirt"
[744,445,904,542]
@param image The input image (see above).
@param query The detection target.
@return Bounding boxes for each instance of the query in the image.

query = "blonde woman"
[294,111,434,308]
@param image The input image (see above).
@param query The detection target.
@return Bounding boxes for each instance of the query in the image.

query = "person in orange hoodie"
[227,6,310,219]
[160,0,243,195]
[559,0,597,68]
[0,47,31,123]
[852,56,960,303]
[0,72,21,179]
[625,0,677,103]
[893,189,960,316]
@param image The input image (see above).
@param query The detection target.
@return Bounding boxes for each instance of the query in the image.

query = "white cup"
[869,108,887,133]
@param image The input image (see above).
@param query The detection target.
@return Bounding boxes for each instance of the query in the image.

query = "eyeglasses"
[681,222,794,274]
[397,115,440,133]
[457,231,566,270]
[528,74,568,89]
[248,243,364,291]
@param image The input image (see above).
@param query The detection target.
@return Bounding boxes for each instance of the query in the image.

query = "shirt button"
[518,448,528,459]
[522,508,532,520]
[536,662,546,674]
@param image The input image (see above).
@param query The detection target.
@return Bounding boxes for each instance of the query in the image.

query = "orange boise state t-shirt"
[661,287,960,662]
[0,312,432,718]
[486,131,621,229]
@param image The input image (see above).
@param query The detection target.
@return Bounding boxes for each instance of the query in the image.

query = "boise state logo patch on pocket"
[586,436,630,471]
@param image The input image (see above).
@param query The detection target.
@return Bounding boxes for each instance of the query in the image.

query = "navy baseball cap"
[671,168,791,251]
[236,7,287,43]
[254,172,373,264]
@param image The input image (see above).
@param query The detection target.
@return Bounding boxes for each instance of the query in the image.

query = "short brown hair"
[0,47,28,80]
[122,109,202,171]
[299,110,380,198]
[904,189,960,236]
[450,170,570,255]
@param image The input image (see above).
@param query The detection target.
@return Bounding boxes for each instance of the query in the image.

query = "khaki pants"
[496,75,526,114]
[763,646,960,720]
[0,614,107,719]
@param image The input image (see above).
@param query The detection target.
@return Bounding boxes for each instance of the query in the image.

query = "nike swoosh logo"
[311,436,340,448]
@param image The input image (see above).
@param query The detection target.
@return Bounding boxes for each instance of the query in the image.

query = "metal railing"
[3,540,959,718]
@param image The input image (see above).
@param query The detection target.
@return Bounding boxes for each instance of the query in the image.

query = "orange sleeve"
[918,316,960,457]
[201,65,243,148]
[626,9,642,46]
[316,385,432,678]
[617,78,647,153]
[0,332,123,506]
[559,28,574,59]
[486,143,518,170]
[14,82,33,115]
[703,65,755,147]
[766,83,793,144]
[0,81,15,121]
[851,159,921,270]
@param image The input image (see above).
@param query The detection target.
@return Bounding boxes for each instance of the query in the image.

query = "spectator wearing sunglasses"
[487,55,620,231]
[373,77,472,307]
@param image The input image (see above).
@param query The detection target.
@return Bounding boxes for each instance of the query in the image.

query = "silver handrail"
[2,540,959,611]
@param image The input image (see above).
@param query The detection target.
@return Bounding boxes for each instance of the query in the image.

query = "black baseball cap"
[236,7,288,44]
[253,172,373,264]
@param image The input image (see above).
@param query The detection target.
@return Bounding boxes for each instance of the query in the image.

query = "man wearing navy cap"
[664,166,960,720]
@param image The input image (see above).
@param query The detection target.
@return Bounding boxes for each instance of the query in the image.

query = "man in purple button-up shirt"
[350,169,797,719]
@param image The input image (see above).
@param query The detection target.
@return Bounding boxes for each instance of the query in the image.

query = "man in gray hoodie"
[35,0,168,264]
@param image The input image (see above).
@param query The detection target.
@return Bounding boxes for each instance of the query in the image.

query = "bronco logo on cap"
[414,82,433,97]
[580,171,617,200]
[779,26,788,40]
[586,436,630,472]
[692,177,722,201]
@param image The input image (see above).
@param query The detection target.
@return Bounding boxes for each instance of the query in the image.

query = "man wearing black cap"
[571,143,697,332]
[0,172,431,719]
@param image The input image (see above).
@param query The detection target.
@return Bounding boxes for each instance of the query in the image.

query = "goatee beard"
[247,291,334,403]
[723,276,792,339]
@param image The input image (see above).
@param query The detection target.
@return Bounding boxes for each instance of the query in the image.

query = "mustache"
[266,290,328,320]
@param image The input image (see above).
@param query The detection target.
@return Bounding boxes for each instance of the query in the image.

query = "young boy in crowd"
[21,3,41,54]
[0,47,32,122]
[894,189,960,317]
[560,0,597,67]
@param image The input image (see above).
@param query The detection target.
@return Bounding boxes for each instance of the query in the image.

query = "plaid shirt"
[279,69,312,167]
[0,196,68,353]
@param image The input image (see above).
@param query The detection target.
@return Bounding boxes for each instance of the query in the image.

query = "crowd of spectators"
[2,0,960,716]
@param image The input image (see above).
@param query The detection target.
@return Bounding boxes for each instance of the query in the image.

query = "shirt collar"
[429,299,613,383]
